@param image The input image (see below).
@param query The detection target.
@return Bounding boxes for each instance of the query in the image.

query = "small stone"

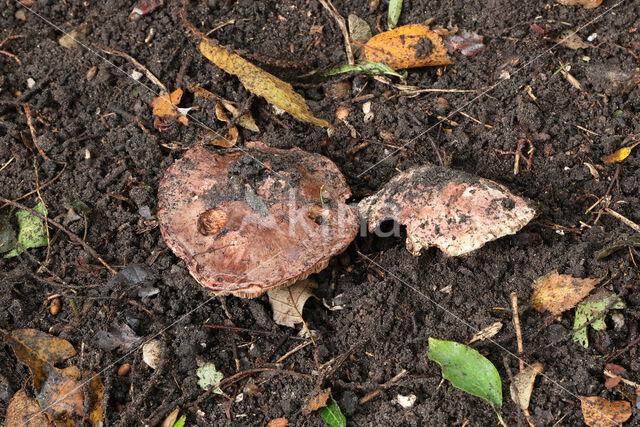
[26,78,35,89]
[142,339,164,369]
[396,393,417,408]
[86,66,98,81]
[49,298,61,316]
[131,70,143,81]
[118,363,131,376]
[15,10,27,21]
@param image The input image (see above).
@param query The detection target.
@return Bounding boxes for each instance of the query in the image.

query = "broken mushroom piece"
[358,165,536,256]
[158,142,359,297]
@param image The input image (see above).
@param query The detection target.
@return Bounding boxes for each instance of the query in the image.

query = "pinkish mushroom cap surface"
[158,142,359,297]
[358,165,536,256]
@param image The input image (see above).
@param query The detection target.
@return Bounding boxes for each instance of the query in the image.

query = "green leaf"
[387,0,403,29]
[573,292,625,348]
[320,396,347,427]
[196,362,224,394]
[173,415,186,427]
[4,202,48,258]
[302,61,406,78]
[428,338,503,415]
[597,234,640,259]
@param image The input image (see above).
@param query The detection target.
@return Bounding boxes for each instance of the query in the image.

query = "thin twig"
[318,0,354,65]
[511,292,525,372]
[0,196,116,275]
[359,369,408,404]
[604,207,640,233]
[96,45,168,93]
[0,163,67,209]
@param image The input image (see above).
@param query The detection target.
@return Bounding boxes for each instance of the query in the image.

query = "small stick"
[604,207,640,233]
[359,369,408,404]
[0,196,116,275]
[510,292,525,372]
[23,105,55,163]
[318,0,355,65]
[96,45,168,93]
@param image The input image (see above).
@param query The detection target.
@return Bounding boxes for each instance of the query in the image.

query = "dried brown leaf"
[579,396,632,427]
[363,24,453,70]
[509,362,544,410]
[302,388,331,415]
[267,279,317,328]
[37,367,85,425]
[152,89,189,126]
[468,322,503,345]
[191,86,259,132]
[267,418,289,427]
[555,0,602,8]
[557,30,590,49]
[161,408,180,427]
[3,329,77,390]
[199,41,332,128]
[6,389,52,427]
[531,271,598,315]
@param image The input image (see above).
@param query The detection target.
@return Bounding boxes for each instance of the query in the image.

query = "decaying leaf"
[199,40,332,128]
[6,389,53,426]
[555,0,602,8]
[348,14,372,53]
[303,61,405,78]
[85,373,105,426]
[202,101,239,147]
[0,213,17,254]
[267,279,317,328]
[4,202,49,258]
[387,0,403,29]
[95,321,141,352]
[302,388,331,415]
[37,367,85,424]
[597,234,640,259]
[267,418,289,427]
[3,329,77,390]
[602,142,638,163]
[579,396,632,427]
[468,322,503,345]
[531,271,599,316]
[191,85,259,132]
[557,30,590,50]
[510,362,544,410]
[196,362,224,394]
[573,291,625,348]
[363,24,453,70]
[358,165,536,256]
[152,88,190,128]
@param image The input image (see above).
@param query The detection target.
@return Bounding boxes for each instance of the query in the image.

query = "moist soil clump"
[1,0,639,426]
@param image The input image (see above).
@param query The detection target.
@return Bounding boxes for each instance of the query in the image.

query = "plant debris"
[602,141,639,163]
[555,0,602,8]
[363,24,454,69]
[198,40,332,128]
[152,88,191,131]
[196,362,224,394]
[444,31,486,57]
[268,278,317,328]
[303,60,405,78]
[4,201,48,258]
[302,388,331,415]
[573,291,625,348]
[387,0,403,29]
[157,143,359,297]
[597,234,640,259]
[348,13,372,53]
[531,271,599,316]
[579,396,632,427]
[320,396,347,427]
[509,362,544,411]
[358,165,536,256]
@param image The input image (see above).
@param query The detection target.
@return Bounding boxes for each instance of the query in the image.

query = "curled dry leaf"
[348,14,372,53]
[152,88,190,129]
[6,389,53,426]
[531,271,599,316]
[268,279,317,328]
[95,321,141,352]
[358,165,536,256]
[199,41,331,128]
[157,143,359,297]
[557,30,590,50]
[602,142,638,163]
[202,102,239,148]
[161,408,180,427]
[302,387,331,415]
[191,85,259,132]
[267,418,289,427]
[555,0,602,8]
[468,322,503,345]
[579,396,632,427]
[363,24,453,70]
[509,362,544,410]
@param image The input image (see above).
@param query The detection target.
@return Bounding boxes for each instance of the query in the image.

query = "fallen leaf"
[302,388,331,415]
[303,60,405,78]
[387,0,403,29]
[363,24,453,70]
[59,23,90,49]
[199,40,332,128]
[604,374,622,390]
[579,396,632,427]
[557,30,590,50]
[267,418,289,427]
[202,101,239,148]
[37,366,85,424]
[196,362,224,394]
[95,322,141,352]
[3,329,76,390]
[6,389,53,426]
[161,408,180,427]
[428,338,503,420]
[348,14,372,52]
[531,271,599,316]
[191,86,259,132]
[573,291,625,348]
[444,31,486,57]
[597,234,640,259]
[509,362,544,410]
[320,396,347,427]
[4,202,49,258]
[602,142,638,163]
[358,165,536,256]
[468,322,503,345]
[0,213,17,254]
[556,0,602,8]
[267,279,317,328]
[84,373,105,426]
[152,88,189,127]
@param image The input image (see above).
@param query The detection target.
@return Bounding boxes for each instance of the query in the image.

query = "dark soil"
[1,0,640,426]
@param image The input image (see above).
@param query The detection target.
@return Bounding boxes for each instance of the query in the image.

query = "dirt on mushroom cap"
[157,142,360,297]
[358,165,536,256]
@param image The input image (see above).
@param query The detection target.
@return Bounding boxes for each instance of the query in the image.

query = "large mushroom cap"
[358,165,536,256]
[158,142,359,297]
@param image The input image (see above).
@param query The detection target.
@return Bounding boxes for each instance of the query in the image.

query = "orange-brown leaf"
[363,24,454,70]
[267,418,289,427]
[37,367,85,425]
[555,0,602,8]
[152,89,189,126]
[302,388,331,415]
[531,271,598,316]
[6,389,52,427]
[579,396,632,427]
[602,144,637,163]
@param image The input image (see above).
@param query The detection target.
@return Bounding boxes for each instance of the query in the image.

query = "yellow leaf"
[531,271,599,316]
[152,89,189,126]
[363,24,454,70]
[198,41,332,128]
[602,143,637,163]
